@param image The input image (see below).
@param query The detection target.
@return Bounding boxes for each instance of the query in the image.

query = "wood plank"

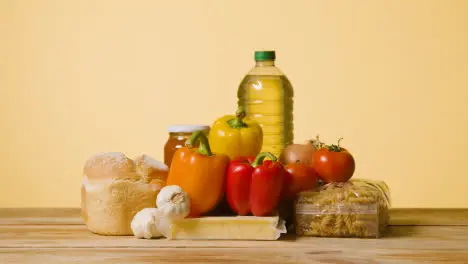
[1,247,467,264]
[1,208,468,226]
[1,225,467,250]
[390,208,468,226]
[0,210,467,263]
[0,208,83,225]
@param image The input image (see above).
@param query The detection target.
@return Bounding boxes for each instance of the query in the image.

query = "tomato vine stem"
[328,137,344,152]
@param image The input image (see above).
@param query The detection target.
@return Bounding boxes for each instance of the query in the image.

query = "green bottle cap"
[254,51,276,61]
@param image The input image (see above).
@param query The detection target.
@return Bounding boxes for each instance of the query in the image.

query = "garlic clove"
[131,208,164,239]
[155,215,172,238]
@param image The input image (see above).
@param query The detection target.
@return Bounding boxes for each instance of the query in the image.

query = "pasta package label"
[295,203,378,215]
[294,179,390,238]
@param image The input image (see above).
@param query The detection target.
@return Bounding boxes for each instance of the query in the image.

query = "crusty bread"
[81,152,167,235]
[134,154,168,184]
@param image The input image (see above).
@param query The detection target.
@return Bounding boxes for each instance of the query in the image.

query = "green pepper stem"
[185,130,213,156]
[227,106,248,129]
[251,152,277,167]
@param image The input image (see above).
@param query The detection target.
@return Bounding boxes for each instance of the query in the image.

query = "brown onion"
[280,135,325,165]
[279,140,317,165]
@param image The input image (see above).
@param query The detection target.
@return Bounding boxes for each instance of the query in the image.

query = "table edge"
[0,208,467,226]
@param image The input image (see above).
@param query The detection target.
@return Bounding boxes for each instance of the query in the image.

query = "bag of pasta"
[294,179,390,238]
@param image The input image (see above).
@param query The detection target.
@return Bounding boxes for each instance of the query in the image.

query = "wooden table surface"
[1,208,468,264]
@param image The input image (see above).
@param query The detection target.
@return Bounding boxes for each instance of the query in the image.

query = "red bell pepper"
[225,152,285,216]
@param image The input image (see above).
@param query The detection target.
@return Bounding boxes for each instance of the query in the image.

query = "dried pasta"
[294,179,390,238]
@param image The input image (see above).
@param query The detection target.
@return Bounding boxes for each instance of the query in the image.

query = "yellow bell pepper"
[209,106,263,159]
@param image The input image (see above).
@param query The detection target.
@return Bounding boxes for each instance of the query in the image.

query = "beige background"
[1,0,467,208]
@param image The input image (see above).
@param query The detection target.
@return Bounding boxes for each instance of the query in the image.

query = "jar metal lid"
[168,124,210,133]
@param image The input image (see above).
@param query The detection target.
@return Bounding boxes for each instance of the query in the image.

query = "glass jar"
[164,125,210,168]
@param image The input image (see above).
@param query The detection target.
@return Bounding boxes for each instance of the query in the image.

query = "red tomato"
[282,162,318,200]
[312,138,355,183]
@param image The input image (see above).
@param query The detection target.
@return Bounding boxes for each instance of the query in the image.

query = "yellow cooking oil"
[237,51,294,158]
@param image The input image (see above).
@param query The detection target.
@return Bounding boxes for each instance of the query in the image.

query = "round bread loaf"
[81,152,167,235]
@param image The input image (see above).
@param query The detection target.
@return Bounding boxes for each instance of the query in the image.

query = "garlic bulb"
[156,185,190,219]
[131,185,190,239]
[131,208,165,239]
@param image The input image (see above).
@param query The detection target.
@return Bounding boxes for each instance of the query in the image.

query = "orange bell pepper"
[166,130,230,217]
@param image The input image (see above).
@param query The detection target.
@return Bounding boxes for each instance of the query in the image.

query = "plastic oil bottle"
[237,51,294,158]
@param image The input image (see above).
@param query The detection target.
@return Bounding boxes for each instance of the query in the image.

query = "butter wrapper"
[162,216,286,241]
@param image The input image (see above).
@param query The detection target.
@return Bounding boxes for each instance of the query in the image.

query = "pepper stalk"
[227,106,248,129]
[251,152,277,167]
[185,130,213,156]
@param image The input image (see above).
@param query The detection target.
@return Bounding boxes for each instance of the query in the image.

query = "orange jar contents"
[164,125,210,168]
